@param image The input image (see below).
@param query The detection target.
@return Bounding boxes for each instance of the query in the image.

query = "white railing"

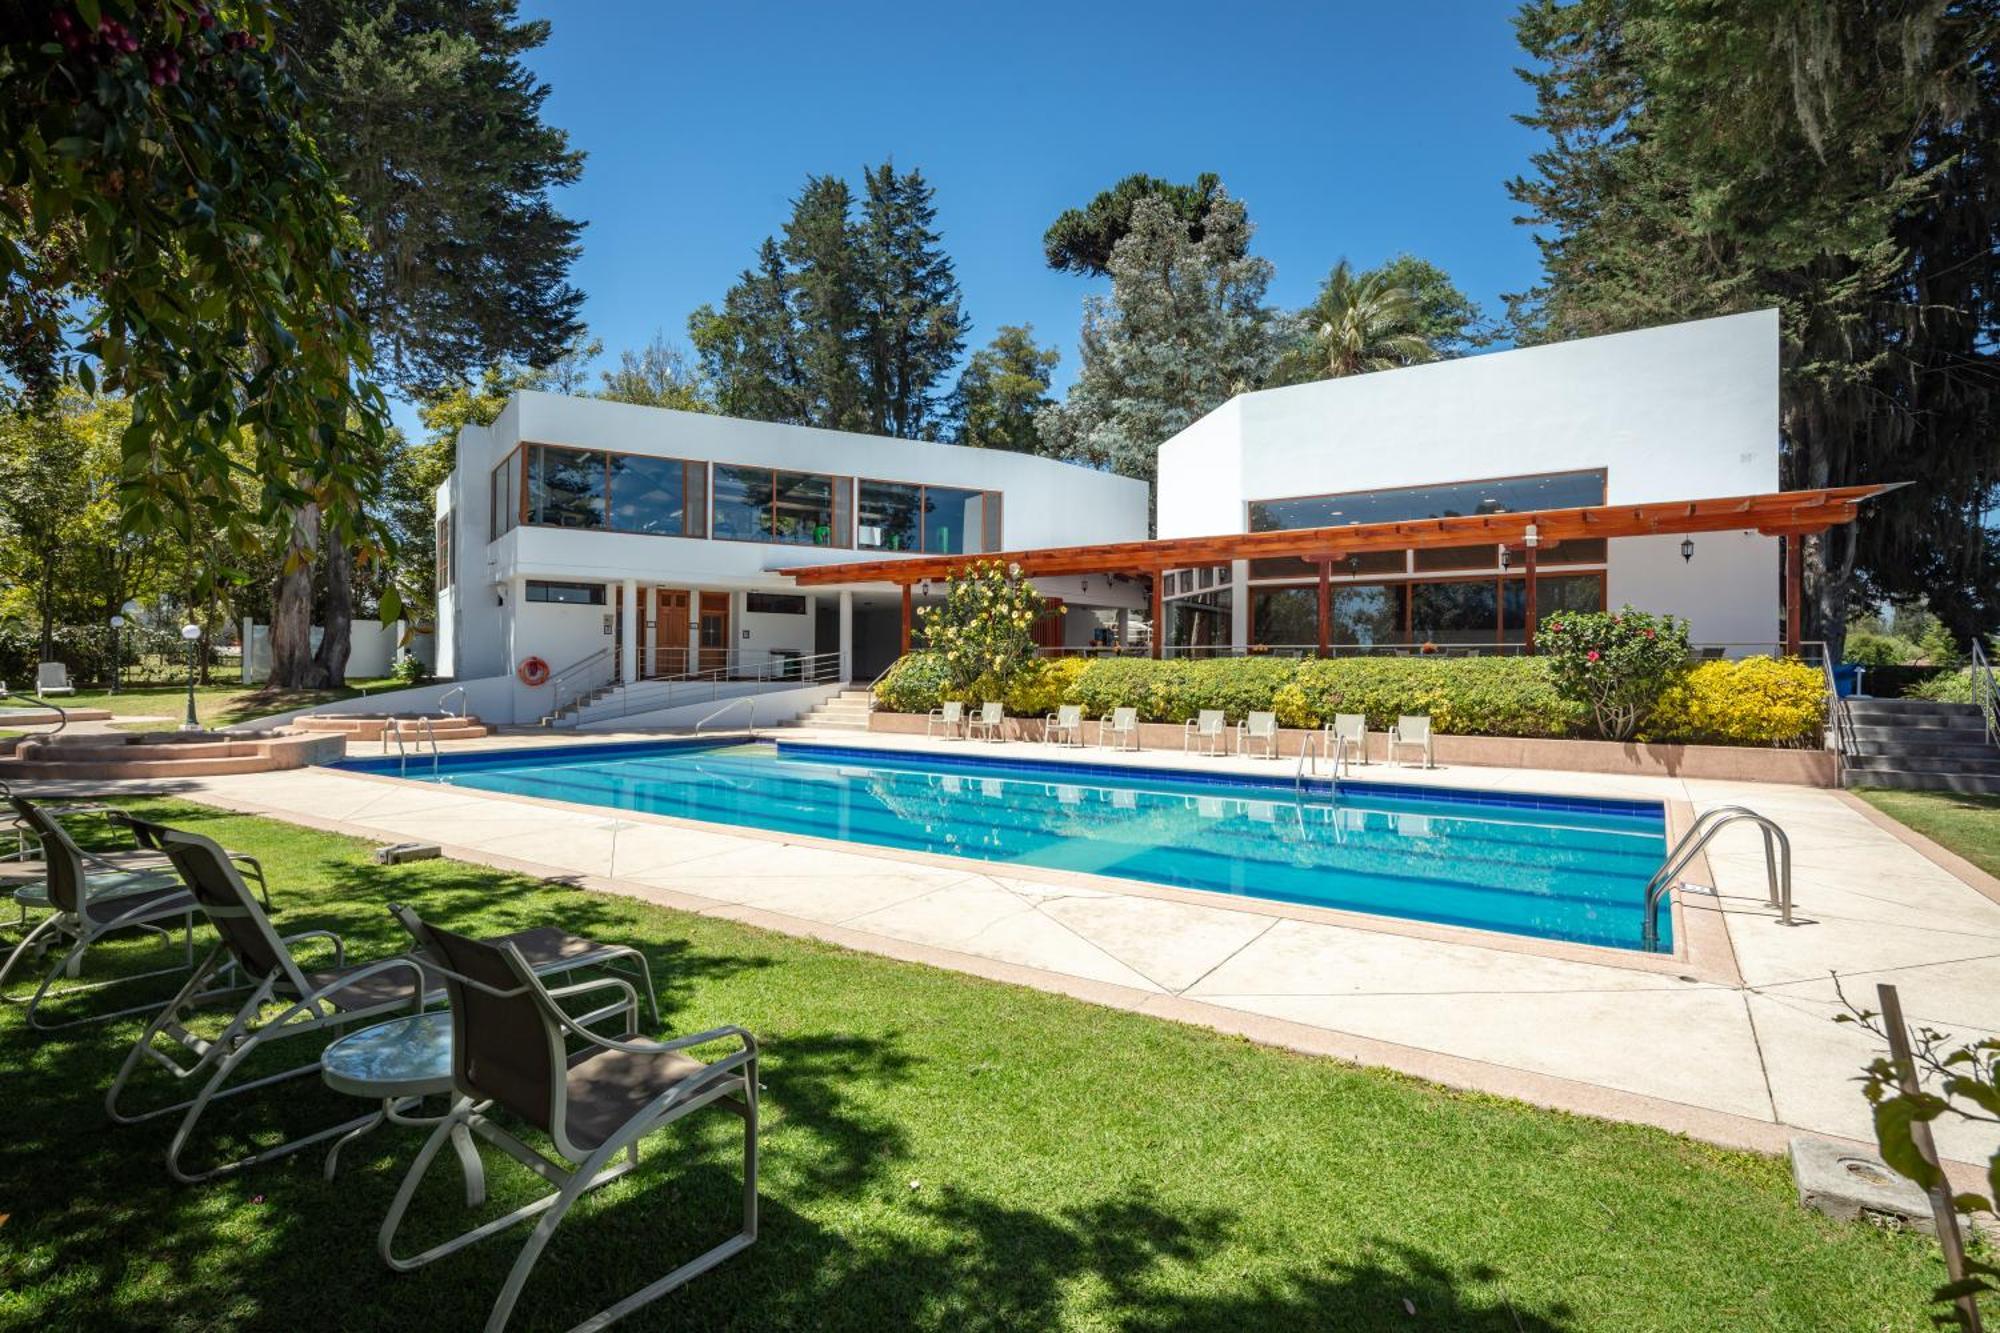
[554,650,844,728]
[694,695,757,738]
[435,685,466,718]
[544,647,615,722]
[1973,637,1998,749]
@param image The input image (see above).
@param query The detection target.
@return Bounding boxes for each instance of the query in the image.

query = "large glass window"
[1249,469,1605,533]
[1502,572,1603,642]
[1411,581,1500,645]
[710,464,771,541]
[1251,588,1319,647]
[436,516,452,590]
[858,480,922,551]
[526,445,607,529]
[608,454,688,536]
[1332,584,1407,645]
[525,580,606,605]
[1170,591,1232,655]
[490,449,519,538]
[771,470,834,546]
[922,486,990,554]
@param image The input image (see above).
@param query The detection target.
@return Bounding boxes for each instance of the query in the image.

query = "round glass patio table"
[321,1011,484,1204]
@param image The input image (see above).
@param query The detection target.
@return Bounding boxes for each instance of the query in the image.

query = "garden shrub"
[1539,607,1690,740]
[1272,656,1583,737]
[1640,657,1825,746]
[1842,630,1919,668]
[917,560,1050,696]
[873,651,952,713]
[1066,657,1194,723]
[1002,656,1088,716]
[1176,656,1297,722]
[1907,668,1977,704]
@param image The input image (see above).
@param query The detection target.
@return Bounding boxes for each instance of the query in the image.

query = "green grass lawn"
[1855,787,2000,880]
[0,800,1968,1331]
[0,678,399,731]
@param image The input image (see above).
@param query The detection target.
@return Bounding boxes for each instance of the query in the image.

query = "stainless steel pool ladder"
[381,716,442,779]
[1641,805,1793,952]
[695,695,757,739]
[436,685,466,718]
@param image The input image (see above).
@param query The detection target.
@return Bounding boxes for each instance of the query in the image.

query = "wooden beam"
[1316,559,1331,657]
[1784,534,1804,657]
[1524,539,1539,655]
[1150,569,1164,660]
[900,581,912,656]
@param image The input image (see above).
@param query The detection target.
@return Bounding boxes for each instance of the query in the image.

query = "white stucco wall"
[1152,310,1784,644]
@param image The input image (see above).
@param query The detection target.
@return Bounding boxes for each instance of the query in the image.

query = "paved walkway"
[173,727,2000,1173]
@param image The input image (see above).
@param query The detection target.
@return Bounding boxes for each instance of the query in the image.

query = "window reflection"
[858,480,922,551]
[607,454,686,535]
[526,445,606,529]
[1248,469,1605,532]
[923,486,990,554]
[1411,581,1499,644]
[709,464,769,541]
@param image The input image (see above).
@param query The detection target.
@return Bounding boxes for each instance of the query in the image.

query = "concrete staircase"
[785,688,874,732]
[1843,698,1999,794]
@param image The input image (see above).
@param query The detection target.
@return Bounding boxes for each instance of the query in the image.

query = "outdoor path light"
[180,623,202,731]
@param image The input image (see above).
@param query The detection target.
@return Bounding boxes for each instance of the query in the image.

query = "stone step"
[1847,699,1984,723]
[1847,768,2000,796]
[1848,739,2000,763]
[1846,752,2000,776]
[1849,721,1988,742]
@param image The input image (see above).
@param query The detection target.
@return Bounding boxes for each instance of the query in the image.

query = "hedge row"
[873,652,1828,747]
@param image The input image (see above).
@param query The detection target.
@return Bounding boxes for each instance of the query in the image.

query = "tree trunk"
[267,503,328,690]
[312,538,355,687]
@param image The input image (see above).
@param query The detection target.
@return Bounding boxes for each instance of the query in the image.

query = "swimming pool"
[337,740,1671,951]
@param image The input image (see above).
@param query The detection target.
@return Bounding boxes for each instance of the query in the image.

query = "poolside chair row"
[1,795,759,1332]
[923,700,1435,767]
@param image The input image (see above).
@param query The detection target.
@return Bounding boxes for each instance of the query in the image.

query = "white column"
[1115,607,1130,650]
[838,589,855,682]
[1230,559,1250,652]
[620,578,638,683]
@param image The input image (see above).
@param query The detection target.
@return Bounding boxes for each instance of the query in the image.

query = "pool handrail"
[1640,805,1792,952]
[695,695,757,738]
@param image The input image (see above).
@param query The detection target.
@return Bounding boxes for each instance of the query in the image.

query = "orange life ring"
[517,656,551,687]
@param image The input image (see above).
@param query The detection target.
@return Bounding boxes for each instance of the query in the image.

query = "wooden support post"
[1523,540,1539,656]
[900,582,913,656]
[1316,559,1331,658]
[1878,983,1983,1333]
[1150,569,1164,660]
[1786,535,1806,657]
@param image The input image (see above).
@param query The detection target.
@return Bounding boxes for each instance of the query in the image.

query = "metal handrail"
[1293,731,1320,794]
[1972,637,1998,749]
[3,692,69,738]
[557,650,844,728]
[694,695,757,738]
[382,717,407,775]
[416,716,440,779]
[436,685,466,719]
[1813,648,1852,782]
[1641,805,1793,952]
[546,647,615,721]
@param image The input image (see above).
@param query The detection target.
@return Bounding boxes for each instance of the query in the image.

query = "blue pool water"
[337,740,1671,951]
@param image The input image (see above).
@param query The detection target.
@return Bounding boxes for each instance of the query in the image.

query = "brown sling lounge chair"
[379,904,758,1333]
[106,820,661,1184]
[0,798,224,1030]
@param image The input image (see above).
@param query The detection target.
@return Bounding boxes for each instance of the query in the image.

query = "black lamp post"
[180,623,201,731]
[108,614,125,694]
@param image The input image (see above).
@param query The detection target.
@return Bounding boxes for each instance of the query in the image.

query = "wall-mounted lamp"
[1680,537,1695,564]
[1498,544,1511,571]
[1346,553,1361,574]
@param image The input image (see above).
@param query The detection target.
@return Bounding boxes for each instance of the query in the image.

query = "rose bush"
[1538,607,1690,739]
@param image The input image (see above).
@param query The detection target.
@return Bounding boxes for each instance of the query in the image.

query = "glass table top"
[322,1010,456,1099]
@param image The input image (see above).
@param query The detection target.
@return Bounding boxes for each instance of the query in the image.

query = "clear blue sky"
[399,1,1546,430]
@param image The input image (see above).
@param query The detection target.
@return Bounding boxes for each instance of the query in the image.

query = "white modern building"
[1149,308,1784,653]
[434,393,1149,722]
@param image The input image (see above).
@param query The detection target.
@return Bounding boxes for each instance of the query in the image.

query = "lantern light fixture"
[1498,544,1511,571]
[1681,536,1695,564]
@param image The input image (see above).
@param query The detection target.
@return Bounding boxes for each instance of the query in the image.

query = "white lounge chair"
[927,700,964,739]
[1238,711,1279,759]
[1388,714,1435,769]
[1184,710,1227,757]
[966,701,1005,743]
[35,662,75,696]
[1326,713,1368,772]
[1099,706,1140,752]
[1045,703,1084,747]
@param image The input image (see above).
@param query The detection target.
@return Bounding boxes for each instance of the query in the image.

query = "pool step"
[789,689,874,732]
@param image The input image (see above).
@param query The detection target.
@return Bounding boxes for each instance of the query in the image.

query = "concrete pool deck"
[149,725,1999,1176]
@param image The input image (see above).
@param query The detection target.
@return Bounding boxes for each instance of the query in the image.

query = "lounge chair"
[106,820,660,1183]
[927,700,964,739]
[1098,706,1141,752]
[1183,709,1227,757]
[1238,711,1279,759]
[1044,703,1084,747]
[0,799,211,1030]
[34,662,75,696]
[1388,715,1435,769]
[966,701,1005,742]
[1325,713,1368,772]
[379,904,757,1332]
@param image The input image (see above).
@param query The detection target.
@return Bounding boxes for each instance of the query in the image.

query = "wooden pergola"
[776,484,1898,659]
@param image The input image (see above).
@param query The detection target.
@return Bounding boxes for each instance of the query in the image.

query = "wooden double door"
[650,589,729,677]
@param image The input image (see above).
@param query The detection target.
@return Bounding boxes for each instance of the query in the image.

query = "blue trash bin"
[1832,663,1860,697]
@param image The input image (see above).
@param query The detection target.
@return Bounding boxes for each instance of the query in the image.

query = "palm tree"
[1277,260,1436,382]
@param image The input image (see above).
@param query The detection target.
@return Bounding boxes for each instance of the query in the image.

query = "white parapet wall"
[236,675,517,729]
[573,680,842,732]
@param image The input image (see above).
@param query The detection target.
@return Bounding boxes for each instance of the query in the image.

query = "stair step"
[1847,768,2000,796]
[1848,741,2000,762]
[1847,700,1984,722]
[1846,753,2000,776]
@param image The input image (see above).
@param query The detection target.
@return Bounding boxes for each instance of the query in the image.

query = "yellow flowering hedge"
[1638,656,1825,747]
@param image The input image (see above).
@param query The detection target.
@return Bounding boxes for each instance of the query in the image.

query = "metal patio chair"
[966,701,1005,743]
[1044,703,1084,747]
[1183,710,1228,757]
[0,798,218,1030]
[1238,711,1279,759]
[1388,715,1436,769]
[106,820,661,1184]
[1326,713,1369,772]
[926,700,964,739]
[34,662,76,696]
[1098,706,1141,751]
[379,904,758,1333]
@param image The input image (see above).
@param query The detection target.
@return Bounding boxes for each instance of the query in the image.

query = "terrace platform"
[156,725,1999,1183]
[0,728,343,780]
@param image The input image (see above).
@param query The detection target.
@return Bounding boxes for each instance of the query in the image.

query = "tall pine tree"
[861,165,968,439]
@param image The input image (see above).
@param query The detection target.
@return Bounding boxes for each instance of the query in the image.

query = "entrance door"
[698,591,731,675]
[653,589,690,678]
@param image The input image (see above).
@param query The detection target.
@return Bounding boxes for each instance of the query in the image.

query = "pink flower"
[1586,650,1601,662]
[1643,628,1655,639]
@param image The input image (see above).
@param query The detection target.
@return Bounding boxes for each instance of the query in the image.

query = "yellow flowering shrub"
[1639,657,1825,746]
